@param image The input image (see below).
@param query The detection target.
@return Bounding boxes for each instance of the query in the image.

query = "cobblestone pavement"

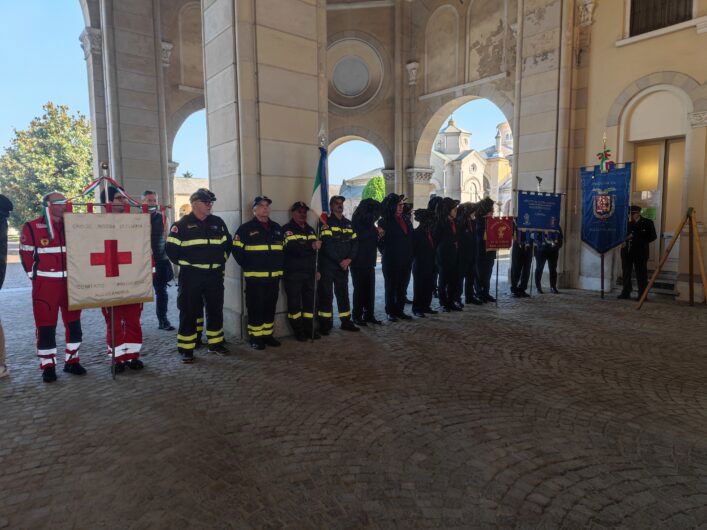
[2,263,707,528]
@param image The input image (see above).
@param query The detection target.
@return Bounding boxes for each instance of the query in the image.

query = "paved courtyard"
[1,262,707,528]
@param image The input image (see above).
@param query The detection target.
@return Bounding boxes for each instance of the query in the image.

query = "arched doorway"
[171,109,208,219]
[425,98,512,214]
[328,137,386,218]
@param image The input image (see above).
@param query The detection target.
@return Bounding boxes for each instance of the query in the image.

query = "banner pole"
[689,210,694,306]
[495,254,499,306]
[110,306,116,380]
[600,253,605,299]
[529,241,535,296]
[311,223,321,342]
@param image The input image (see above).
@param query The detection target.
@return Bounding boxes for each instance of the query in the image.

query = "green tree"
[0,102,93,230]
[361,175,385,202]
[181,170,194,178]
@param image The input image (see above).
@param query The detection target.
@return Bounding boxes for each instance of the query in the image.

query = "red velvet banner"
[484,216,514,250]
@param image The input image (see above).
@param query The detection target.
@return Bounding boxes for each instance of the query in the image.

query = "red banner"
[484,216,513,250]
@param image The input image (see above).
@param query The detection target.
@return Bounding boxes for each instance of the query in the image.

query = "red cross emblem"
[90,240,132,277]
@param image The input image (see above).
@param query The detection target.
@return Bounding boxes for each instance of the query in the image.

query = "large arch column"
[202,0,328,339]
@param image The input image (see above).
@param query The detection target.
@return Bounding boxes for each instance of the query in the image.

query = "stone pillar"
[80,26,110,177]
[382,169,397,195]
[202,0,328,339]
[406,168,434,209]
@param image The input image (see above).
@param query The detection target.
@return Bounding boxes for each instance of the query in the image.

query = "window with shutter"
[630,0,692,36]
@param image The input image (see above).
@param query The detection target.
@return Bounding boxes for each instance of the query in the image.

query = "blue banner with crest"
[580,163,631,254]
[516,191,562,232]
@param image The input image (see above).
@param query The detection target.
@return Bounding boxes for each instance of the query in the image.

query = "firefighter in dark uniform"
[165,188,231,363]
[318,195,359,334]
[232,196,285,350]
[282,201,321,342]
[618,205,657,300]
[510,221,533,298]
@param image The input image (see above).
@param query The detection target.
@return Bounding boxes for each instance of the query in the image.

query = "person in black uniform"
[282,201,321,341]
[351,198,383,326]
[411,208,437,317]
[427,196,443,298]
[510,221,533,298]
[166,188,232,362]
[233,196,285,349]
[142,190,175,330]
[475,197,497,303]
[318,195,359,334]
[434,197,463,312]
[456,202,483,306]
[618,205,657,300]
[534,227,563,294]
[378,193,414,321]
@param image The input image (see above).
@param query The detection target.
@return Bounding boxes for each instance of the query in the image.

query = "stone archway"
[168,95,205,161]
[329,127,394,169]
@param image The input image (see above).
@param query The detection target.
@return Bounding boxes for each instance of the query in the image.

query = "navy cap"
[629,205,642,213]
[290,201,309,212]
[253,196,272,208]
[189,188,216,203]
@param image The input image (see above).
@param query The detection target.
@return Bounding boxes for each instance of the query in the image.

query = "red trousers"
[32,278,82,369]
[101,304,143,363]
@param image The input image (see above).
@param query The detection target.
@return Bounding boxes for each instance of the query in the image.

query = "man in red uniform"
[99,187,145,373]
[20,191,86,383]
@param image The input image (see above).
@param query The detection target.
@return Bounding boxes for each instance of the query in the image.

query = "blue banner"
[581,163,632,254]
[516,191,562,232]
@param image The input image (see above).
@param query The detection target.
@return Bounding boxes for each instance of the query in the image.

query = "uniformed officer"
[232,196,285,350]
[282,201,321,341]
[318,195,359,334]
[510,221,533,298]
[618,205,657,300]
[534,227,563,294]
[166,188,231,362]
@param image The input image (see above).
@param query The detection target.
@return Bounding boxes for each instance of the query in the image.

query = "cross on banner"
[90,240,132,277]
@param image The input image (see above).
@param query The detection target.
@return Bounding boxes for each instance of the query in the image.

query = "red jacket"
[20,216,68,280]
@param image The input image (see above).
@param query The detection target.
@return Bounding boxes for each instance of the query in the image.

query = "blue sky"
[0,2,506,185]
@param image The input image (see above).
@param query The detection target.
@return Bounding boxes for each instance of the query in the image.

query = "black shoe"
[208,343,230,355]
[181,351,195,363]
[318,327,331,336]
[413,310,426,318]
[510,287,518,295]
[441,306,453,312]
[451,303,464,311]
[158,320,175,331]
[364,316,383,325]
[512,291,523,298]
[127,358,144,370]
[263,336,281,347]
[250,337,265,350]
[551,287,560,294]
[536,286,544,294]
[520,291,531,298]
[42,366,57,383]
[465,297,483,305]
[483,294,496,303]
[397,313,413,320]
[387,314,399,322]
[63,362,87,375]
[341,320,360,332]
[352,318,368,327]
[295,331,308,342]
[195,337,204,348]
[404,298,413,305]
[424,308,438,314]
[617,293,631,300]
[113,362,126,374]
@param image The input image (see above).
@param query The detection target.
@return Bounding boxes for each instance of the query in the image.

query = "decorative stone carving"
[406,61,419,86]
[79,27,102,60]
[161,41,174,68]
[406,168,433,184]
[578,0,595,27]
[168,161,180,179]
[381,169,396,182]
[689,111,707,128]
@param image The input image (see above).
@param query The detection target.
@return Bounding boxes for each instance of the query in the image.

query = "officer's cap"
[629,205,642,213]
[290,201,309,212]
[329,195,345,206]
[253,196,272,208]
[190,188,216,204]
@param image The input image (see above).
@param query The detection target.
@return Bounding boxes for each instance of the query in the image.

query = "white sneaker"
[0,365,9,378]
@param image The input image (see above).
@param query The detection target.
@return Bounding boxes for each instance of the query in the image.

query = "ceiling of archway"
[327,38,384,109]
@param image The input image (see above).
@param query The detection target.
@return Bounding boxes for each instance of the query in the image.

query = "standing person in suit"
[411,208,437,317]
[351,198,383,326]
[534,227,563,294]
[456,202,483,306]
[434,197,463,312]
[475,197,497,303]
[618,205,657,300]
[378,193,414,321]
[510,220,533,298]
[427,196,443,299]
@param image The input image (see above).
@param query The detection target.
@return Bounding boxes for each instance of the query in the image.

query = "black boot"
[263,336,281,347]
[250,336,265,350]
[536,285,544,294]
[341,320,360,332]
[63,362,87,375]
[158,319,175,331]
[42,366,57,383]
[127,358,145,370]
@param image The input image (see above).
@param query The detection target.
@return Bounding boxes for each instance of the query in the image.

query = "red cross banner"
[65,213,153,310]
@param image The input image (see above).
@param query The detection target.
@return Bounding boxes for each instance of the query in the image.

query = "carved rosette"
[689,111,707,128]
[79,27,102,60]
[161,41,174,68]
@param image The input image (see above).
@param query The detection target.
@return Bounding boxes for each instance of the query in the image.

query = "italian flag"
[310,146,330,223]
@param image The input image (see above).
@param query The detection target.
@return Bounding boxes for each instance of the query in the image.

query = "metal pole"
[495,255,499,306]
[689,210,694,306]
[528,241,535,296]
[600,253,605,299]
[110,306,116,380]
[311,222,321,342]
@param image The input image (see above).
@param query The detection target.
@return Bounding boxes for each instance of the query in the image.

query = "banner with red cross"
[64,213,153,310]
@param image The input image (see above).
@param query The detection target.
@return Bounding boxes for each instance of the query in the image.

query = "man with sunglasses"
[166,188,232,362]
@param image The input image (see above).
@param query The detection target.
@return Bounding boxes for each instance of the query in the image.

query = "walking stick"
[110,306,116,380]
[494,254,499,306]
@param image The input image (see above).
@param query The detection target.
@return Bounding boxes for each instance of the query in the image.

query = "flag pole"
[311,224,321,343]
[311,134,329,341]
[110,305,116,380]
